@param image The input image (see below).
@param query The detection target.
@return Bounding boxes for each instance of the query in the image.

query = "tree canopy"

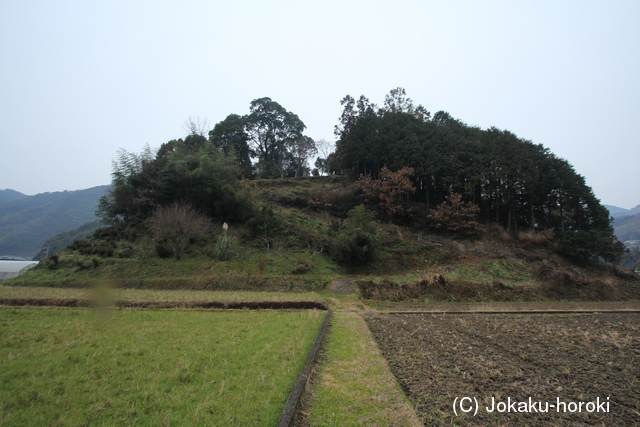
[333,88,621,261]
[98,136,249,227]
[98,97,317,227]
[210,97,316,179]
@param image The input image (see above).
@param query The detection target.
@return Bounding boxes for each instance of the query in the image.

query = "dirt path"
[330,277,354,294]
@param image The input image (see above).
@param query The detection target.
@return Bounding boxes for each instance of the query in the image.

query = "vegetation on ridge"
[8,88,636,299]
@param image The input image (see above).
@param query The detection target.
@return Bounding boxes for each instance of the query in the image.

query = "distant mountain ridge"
[614,214,640,242]
[605,204,640,218]
[33,220,106,260]
[0,189,27,204]
[0,185,111,258]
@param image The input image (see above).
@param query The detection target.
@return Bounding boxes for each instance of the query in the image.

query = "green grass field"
[0,308,325,426]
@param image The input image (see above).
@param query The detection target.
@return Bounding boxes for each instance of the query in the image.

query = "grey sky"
[1,0,638,208]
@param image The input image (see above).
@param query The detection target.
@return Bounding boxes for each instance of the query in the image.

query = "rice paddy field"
[0,307,325,426]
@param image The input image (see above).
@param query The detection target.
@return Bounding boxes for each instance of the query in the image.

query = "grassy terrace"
[0,307,325,426]
[0,285,326,303]
[7,250,339,293]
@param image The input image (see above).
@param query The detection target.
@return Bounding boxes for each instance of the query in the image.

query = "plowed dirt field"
[366,313,640,426]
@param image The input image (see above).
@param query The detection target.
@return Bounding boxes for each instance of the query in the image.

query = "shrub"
[147,203,209,260]
[429,193,480,236]
[558,229,624,264]
[39,255,59,270]
[291,259,313,275]
[357,274,450,301]
[68,240,115,257]
[356,166,416,218]
[331,205,379,268]
[155,243,173,258]
[308,184,358,218]
[115,245,135,258]
[518,229,555,246]
[246,203,282,240]
[212,231,238,261]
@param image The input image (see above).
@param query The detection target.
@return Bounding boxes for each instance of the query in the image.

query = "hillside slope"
[7,178,639,301]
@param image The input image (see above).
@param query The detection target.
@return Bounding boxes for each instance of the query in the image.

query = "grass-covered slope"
[5,177,639,302]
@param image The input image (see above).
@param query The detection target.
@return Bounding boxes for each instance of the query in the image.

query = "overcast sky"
[1,0,638,209]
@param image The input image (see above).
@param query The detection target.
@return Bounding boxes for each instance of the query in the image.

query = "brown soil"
[365,312,640,426]
[373,301,640,313]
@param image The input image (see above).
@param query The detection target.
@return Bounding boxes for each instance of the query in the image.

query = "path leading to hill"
[303,289,422,427]
[330,277,354,294]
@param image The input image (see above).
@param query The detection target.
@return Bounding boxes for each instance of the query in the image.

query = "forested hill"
[0,189,27,204]
[0,185,110,258]
[328,89,620,261]
[333,90,608,231]
[94,89,622,265]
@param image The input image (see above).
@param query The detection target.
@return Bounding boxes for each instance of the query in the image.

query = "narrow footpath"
[330,277,354,295]
[302,277,423,426]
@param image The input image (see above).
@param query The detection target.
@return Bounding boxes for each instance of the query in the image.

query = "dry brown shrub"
[356,166,416,217]
[518,229,555,245]
[356,279,403,301]
[612,265,638,280]
[429,194,480,236]
[483,223,512,241]
[417,273,449,287]
[356,274,451,301]
[147,203,209,260]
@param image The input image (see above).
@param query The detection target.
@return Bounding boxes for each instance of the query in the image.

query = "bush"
[357,274,450,301]
[147,203,209,260]
[249,204,281,239]
[355,166,416,218]
[558,229,624,264]
[68,240,115,257]
[331,205,379,268]
[212,232,239,261]
[155,243,173,258]
[429,193,480,236]
[291,259,313,275]
[518,229,555,246]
